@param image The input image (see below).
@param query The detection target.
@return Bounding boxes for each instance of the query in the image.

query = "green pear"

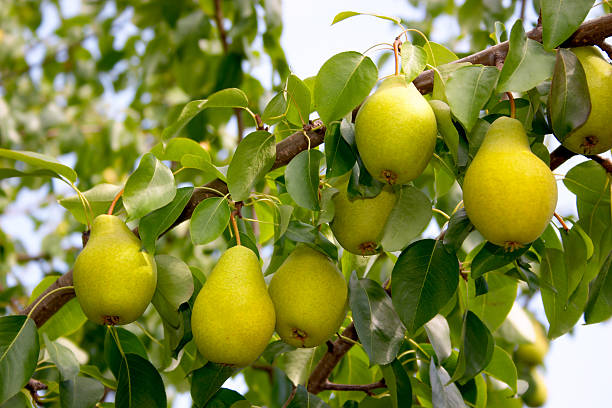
[73,214,157,325]
[268,245,348,347]
[522,369,547,407]
[463,117,557,249]
[562,46,612,154]
[330,181,397,255]
[191,245,275,366]
[515,317,549,366]
[355,75,437,185]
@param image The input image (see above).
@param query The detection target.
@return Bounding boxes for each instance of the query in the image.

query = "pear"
[191,245,275,366]
[515,317,549,366]
[354,75,437,185]
[268,245,348,347]
[463,117,557,249]
[522,369,547,407]
[73,214,157,325]
[330,182,397,255]
[562,46,612,154]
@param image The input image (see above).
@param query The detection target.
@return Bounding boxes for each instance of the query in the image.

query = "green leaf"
[331,11,401,26]
[152,255,194,327]
[0,148,77,182]
[497,20,556,93]
[181,155,227,181]
[349,273,405,365]
[450,311,494,384]
[116,353,167,408]
[561,226,589,301]
[104,328,147,378]
[330,346,379,405]
[0,316,40,404]
[484,346,517,392]
[423,42,458,67]
[227,131,276,202]
[285,149,324,211]
[471,242,530,280]
[123,153,176,221]
[324,122,356,179]
[152,138,211,163]
[380,185,432,252]
[541,0,594,49]
[429,363,464,408]
[80,365,118,389]
[190,197,231,245]
[424,314,452,363]
[162,89,249,140]
[0,168,58,180]
[468,271,517,332]
[139,186,194,254]
[60,376,105,408]
[314,52,378,124]
[548,48,591,143]
[443,209,474,252]
[392,239,460,334]
[381,359,412,408]
[401,42,427,83]
[261,92,288,125]
[287,385,330,408]
[429,100,459,164]
[585,251,612,324]
[446,65,499,131]
[205,388,245,408]
[43,333,79,381]
[191,362,240,408]
[59,184,122,225]
[286,74,312,125]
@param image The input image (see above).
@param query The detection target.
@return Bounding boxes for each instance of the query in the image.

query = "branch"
[548,145,612,174]
[320,379,386,395]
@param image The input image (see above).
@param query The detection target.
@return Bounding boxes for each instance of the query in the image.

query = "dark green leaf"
[349,273,405,365]
[116,353,166,408]
[314,52,378,124]
[60,376,105,408]
[205,388,245,408]
[0,148,77,182]
[104,328,147,378]
[585,251,612,324]
[123,153,176,221]
[190,197,231,245]
[285,150,324,210]
[401,42,427,83]
[471,242,530,279]
[59,184,122,225]
[0,316,40,404]
[430,100,459,163]
[450,311,494,384]
[542,0,594,49]
[227,131,276,202]
[152,255,194,327]
[325,122,356,178]
[191,362,240,408]
[561,226,589,302]
[381,359,412,408]
[286,74,312,125]
[392,239,460,334]
[288,385,330,408]
[429,363,464,408]
[443,209,474,252]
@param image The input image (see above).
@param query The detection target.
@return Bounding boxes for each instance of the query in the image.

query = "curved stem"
[107,188,124,215]
[506,92,516,119]
[230,212,241,246]
[554,212,570,232]
[393,38,402,76]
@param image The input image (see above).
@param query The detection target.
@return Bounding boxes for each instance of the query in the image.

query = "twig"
[321,379,386,395]
[599,40,612,60]
[213,0,228,53]
[519,0,527,22]
[554,212,570,231]
[281,385,297,408]
[25,378,47,405]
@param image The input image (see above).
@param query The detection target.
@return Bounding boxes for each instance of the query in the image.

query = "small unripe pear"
[73,214,157,325]
[515,317,549,366]
[355,76,437,185]
[268,245,348,348]
[463,117,557,249]
[522,369,547,407]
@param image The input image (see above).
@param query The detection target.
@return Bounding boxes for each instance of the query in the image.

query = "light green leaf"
[59,184,122,225]
[331,11,401,25]
[484,346,517,392]
[468,271,517,332]
[190,197,231,245]
[429,100,459,164]
[401,42,427,83]
[152,255,194,327]
[43,334,79,381]
[0,148,77,182]
[542,0,594,49]
[286,74,312,125]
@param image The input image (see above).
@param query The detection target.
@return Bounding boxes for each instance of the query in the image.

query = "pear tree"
[1,1,612,407]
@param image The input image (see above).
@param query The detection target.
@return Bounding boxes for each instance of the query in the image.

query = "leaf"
[43,333,79,381]
[152,255,194,327]
[285,149,324,210]
[446,65,499,131]
[162,89,249,140]
[191,362,240,408]
[380,185,432,252]
[190,197,231,245]
[262,92,288,125]
[314,52,378,124]
[401,42,427,83]
[468,271,517,332]
[324,122,356,178]
[181,154,226,181]
[471,242,530,280]
[286,74,312,125]
[349,273,405,365]
[443,209,474,252]
[548,48,591,143]
[152,138,211,163]
[205,388,245,408]
[381,359,412,408]
[59,376,105,408]
[139,186,194,254]
[227,131,276,201]
[424,42,459,67]
[287,385,330,408]
[541,0,594,49]
[123,153,176,221]
[104,328,147,378]
[392,239,460,334]
[484,346,517,392]
[331,11,401,26]
[429,363,465,408]
[0,148,77,182]
[585,251,612,324]
[561,226,589,301]
[450,311,494,384]
[497,20,556,93]
[59,184,122,225]
[430,100,459,164]
[330,347,379,405]
[80,364,118,389]
[116,353,167,408]
[0,316,40,404]
[424,314,452,363]
[0,168,57,180]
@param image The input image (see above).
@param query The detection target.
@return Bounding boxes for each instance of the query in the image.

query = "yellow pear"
[354,75,437,185]
[330,181,397,255]
[562,46,612,154]
[522,369,547,407]
[191,245,275,366]
[463,117,557,249]
[515,317,549,366]
[73,214,157,325]
[268,245,348,347]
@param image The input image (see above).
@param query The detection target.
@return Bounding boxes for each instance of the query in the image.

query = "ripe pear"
[463,117,557,249]
[522,369,548,407]
[191,245,275,366]
[355,75,437,185]
[73,214,157,325]
[562,46,612,154]
[515,317,549,366]
[268,245,348,347]
[330,182,397,255]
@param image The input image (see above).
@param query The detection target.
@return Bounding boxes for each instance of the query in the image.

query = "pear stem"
[230,212,241,246]
[107,188,124,215]
[506,92,516,119]
[554,212,570,232]
[393,37,402,76]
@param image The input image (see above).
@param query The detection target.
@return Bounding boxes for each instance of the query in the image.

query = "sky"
[1,0,612,407]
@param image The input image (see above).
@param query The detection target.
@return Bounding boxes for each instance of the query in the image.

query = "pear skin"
[463,117,558,248]
[562,46,612,154]
[191,245,275,366]
[515,317,549,366]
[268,245,348,348]
[522,369,547,407]
[73,214,157,325]
[330,183,397,255]
[355,76,437,185]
